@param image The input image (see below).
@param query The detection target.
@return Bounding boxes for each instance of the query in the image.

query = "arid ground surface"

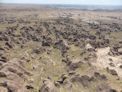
[0,4,122,92]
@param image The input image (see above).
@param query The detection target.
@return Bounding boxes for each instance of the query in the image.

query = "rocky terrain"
[0,4,122,92]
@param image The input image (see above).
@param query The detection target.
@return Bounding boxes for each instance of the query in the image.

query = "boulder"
[71,75,91,87]
[96,83,117,92]
[107,68,118,76]
[85,43,94,51]
[119,65,122,69]
[118,48,122,54]
[39,79,57,92]
[93,72,107,80]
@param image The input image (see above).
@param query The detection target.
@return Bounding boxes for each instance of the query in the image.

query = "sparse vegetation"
[0,4,122,92]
